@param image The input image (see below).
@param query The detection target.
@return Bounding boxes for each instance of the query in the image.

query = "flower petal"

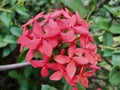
[41,67,49,77]
[84,70,95,77]
[50,10,63,19]
[48,19,57,29]
[57,19,68,30]
[89,65,100,70]
[17,36,30,44]
[73,57,88,65]
[74,48,83,56]
[30,60,44,68]
[39,40,53,57]
[47,38,58,48]
[75,11,81,21]
[64,73,76,86]
[25,39,41,49]
[72,87,78,90]
[44,29,60,39]
[32,19,44,38]
[69,15,76,26]
[81,77,88,88]
[47,63,59,70]
[34,12,44,19]
[66,61,76,79]
[50,71,63,80]
[26,49,34,62]
[72,75,80,83]
[54,55,69,64]
[74,26,89,34]
[60,30,76,42]
[68,44,76,57]
[63,11,71,18]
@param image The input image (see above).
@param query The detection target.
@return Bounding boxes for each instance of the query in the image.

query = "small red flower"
[18,8,102,89]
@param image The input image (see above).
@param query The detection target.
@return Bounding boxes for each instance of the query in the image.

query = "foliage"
[0,0,120,90]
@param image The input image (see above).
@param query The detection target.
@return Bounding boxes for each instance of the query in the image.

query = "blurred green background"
[0,0,120,90]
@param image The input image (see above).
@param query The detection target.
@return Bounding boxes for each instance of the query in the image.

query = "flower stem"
[0,62,30,71]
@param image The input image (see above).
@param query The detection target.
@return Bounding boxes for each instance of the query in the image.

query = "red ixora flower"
[17,8,102,89]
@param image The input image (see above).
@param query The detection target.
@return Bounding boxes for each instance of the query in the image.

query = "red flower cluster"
[18,8,101,89]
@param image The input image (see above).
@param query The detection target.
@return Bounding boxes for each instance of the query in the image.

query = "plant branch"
[104,58,113,67]
[0,8,13,13]
[99,45,117,50]
[0,0,6,8]
[98,65,109,73]
[0,62,30,71]
[92,76,107,81]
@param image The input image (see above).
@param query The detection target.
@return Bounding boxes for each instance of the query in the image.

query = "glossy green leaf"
[0,12,12,27]
[77,83,86,90]
[16,6,29,17]
[17,48,28,62]
[103,49,113,57]
[113,50,120,54]
[3,47,11,57]
[3,35,17,44]
[109,66,120,86]
[104,5,120,18]
[63,83,72,90]
[109,24,120,34]
[24,67,32,78]
[60,0,87,17]
[103,32,113,46]
[0,37,8,48]
[8,70,19,79]
[95,17,110,30]
[10,27,22,36]
[10,0,17,6]
[112,54,120,66]
[92,0,97,4]
[19,80,28,90]
[9,44,17,51]
[41,84,58,90]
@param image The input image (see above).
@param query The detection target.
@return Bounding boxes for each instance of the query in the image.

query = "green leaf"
[17,48,28,62]
[113,50,120,54]
[63,83,72,90]
[60,0,87,17]
[3,47,11,57]
[109,23,120,34]
[109,66,120,86]
[10,27,22,36]
[41,84,58,90]
[77,83,86,90]
[9,44,17,51]
[112,54,120,66]
[0,12,12,27]
[92,0,97,4]
[104,5,120,18]
[3,35,17,44]
[36,0,47,6]
[10,0,17,6]
[103,49,113,57]
[103,32,113,46]
[16,6,29,17]
[104,5,117,15]
[95,17,110,30]
[8,70,19,79]
[0,37,8,48]
[19,79,28,90]
[24,67,32,78]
